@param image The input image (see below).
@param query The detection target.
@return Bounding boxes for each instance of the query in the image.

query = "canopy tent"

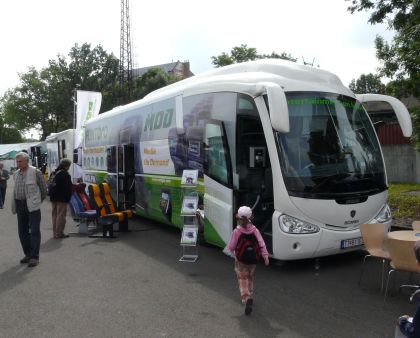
[0,142,45,160]
[0,150,18,160]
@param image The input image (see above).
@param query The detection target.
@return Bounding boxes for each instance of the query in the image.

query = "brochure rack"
[179,170,199,263]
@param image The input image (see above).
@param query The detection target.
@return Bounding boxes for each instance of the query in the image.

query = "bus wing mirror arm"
[257,82,290,133]
[356,93,412,137]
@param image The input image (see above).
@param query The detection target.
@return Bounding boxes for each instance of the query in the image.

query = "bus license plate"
[341,237,364,249]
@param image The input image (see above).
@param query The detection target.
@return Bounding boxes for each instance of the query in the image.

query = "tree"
[411,106,420,148]
[349,73,386,94]
[67,43,120,112]
[1,43,119,140]
[211,44,297,67]
[1,67,54,140]
[0,115,23,143]
[132,68,176,100]
[347,0,420,96]
[347,1,420,147]
[260,51,298,62]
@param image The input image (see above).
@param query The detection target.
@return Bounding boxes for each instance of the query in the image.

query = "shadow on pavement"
[40,237,64,253]
[0,265,31,296]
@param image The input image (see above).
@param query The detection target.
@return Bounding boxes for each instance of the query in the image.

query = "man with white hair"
[12,152,47,267]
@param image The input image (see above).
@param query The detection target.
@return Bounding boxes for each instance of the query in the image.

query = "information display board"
[179,169,199,263]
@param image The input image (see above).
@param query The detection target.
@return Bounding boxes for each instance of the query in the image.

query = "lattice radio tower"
[120,0,133,101]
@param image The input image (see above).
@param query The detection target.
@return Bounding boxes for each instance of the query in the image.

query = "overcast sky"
[0,0,393,98]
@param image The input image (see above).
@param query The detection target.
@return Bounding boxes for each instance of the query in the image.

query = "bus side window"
[204,121,232,187]
[107,146,117,173]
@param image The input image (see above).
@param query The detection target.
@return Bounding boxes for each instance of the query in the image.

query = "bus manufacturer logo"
[344,210,358,225]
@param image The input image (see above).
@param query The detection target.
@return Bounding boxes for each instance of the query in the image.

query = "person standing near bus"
[227,206,269,315]
[49,158,72,239]
[0,161,10,209]
[12,152,47,267]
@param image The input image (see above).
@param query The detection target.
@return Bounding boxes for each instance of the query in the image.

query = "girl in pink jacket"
[227,206,269,315]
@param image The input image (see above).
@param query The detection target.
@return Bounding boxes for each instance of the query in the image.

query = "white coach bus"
[82,59,411,260]
[45,129,81,182]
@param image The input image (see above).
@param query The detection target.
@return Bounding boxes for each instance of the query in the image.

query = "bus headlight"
[371,204,392,223]
[279,215,320,234]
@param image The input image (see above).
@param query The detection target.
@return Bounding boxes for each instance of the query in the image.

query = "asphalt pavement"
[0,179,417,338]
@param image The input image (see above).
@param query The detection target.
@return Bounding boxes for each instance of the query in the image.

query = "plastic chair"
[413,221,420,231]
[384,238,420,304]
[358,223,391,292]
[69,193,97,234]
[75,183,94,211]
[88,184,122,238]
[99,182,132,232]
[99,182,133,218]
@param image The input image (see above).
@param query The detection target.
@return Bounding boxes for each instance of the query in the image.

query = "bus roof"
[45,129,74,142]
[146,58,351,99]
[89,59,354,123]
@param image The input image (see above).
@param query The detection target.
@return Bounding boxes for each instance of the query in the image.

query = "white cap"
[237,206,252,219]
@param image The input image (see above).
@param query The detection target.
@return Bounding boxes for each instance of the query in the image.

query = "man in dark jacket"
[50,158,73,238]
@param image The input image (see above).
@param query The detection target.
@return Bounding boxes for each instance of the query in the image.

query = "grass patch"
[388,183,420,218]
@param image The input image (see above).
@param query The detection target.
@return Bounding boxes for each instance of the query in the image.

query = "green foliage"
[348,73,386,94]
[0,67,53,140]
[347,0,420,97]
[0,117,23,143]
[1,128,23,143]
[347,1,420,148]
[260,51,297,62]
[67,43,120,112]
[211,44,297,67]
[388,183,420,218]
[211,53,234,67]
[410,106,420,147]
[230,45,259,63]
[385,77,416,98]
[132,68,174,100]
[0,43,119,140]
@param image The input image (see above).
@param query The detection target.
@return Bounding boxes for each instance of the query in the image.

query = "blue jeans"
[0,187,5,208]
[16,200,41,259]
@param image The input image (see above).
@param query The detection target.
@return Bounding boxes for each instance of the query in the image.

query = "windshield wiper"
[308,173,351,193]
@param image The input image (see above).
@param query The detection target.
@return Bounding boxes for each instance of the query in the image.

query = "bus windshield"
[276,92,386,199]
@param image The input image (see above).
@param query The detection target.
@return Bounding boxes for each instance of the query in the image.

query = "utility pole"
[120,0,133,103]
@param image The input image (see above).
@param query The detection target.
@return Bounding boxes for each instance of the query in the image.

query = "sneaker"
[28,258,39,267]
[245,298,253,315]
[20,256,30,264]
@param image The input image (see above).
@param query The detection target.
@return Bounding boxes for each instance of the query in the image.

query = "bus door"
[117,144,135,209]
[30,146,41,168]
[236,114,273,253]
[106,145,118,202]
[203,120,233,247]
[57,140,63,160]
[58,139,69,161]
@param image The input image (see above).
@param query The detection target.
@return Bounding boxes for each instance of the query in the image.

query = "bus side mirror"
[356,93,412,137]
[258,82,289,133]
